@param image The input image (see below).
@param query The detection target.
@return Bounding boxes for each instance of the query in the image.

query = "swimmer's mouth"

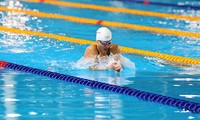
[103,46,109,50]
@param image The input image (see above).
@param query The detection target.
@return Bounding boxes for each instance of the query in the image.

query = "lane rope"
[22,0,200,21]
[0,7,200,39]
[0,26,200,65]
[0,60,199,114]
[116,0,200,10]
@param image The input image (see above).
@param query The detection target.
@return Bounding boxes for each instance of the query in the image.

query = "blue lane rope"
[116,0,200,10]
[1,61,200,114]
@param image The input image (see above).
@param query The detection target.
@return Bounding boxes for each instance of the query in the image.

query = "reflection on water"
[67,55,135,119]
[1,71,20,119]
[0,67,199,119]
[83,87,123,119]
[77,70,134,86]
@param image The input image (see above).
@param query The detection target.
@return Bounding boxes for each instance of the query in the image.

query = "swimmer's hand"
[89,65,107,71]
[89,66,97,71]
[89,62,122,72]
[109,62,122,72]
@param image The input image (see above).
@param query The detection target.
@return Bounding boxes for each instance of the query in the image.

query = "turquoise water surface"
[0,0,200,119]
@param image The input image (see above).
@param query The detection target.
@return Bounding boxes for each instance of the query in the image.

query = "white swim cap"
[96,27,112,42]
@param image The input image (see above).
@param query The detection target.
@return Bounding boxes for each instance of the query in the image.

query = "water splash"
[146,56,200,75]
[180,65,200,75]
[0,0,45,54]
[71,54,135,70]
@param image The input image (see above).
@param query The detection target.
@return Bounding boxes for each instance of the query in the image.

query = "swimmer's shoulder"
[110,44,119,49]
[110,44,120,53]
[86,44,98,51]
[84,44,98,57]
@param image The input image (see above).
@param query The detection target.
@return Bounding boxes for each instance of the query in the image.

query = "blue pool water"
[0,0,200,119]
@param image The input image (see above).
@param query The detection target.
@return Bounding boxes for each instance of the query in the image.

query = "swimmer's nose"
[104,43,110,47]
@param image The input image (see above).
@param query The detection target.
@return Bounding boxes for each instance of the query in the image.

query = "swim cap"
[96,27,112,42]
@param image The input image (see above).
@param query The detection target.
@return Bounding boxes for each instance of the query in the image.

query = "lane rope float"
[22,0,200,21]
[116,0,200,10]
[0,7,200,39]
[0,26,200,65]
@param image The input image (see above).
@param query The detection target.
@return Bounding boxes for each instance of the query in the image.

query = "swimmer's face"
[97,40,111,50]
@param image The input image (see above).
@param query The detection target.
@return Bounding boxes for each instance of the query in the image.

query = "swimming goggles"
[99,40,112,46]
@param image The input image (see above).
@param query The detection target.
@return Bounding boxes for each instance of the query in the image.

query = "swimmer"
[84,27,123,72]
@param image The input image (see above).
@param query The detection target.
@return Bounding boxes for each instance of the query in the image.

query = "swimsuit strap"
[107,47,110,56]
[95,45,99,55]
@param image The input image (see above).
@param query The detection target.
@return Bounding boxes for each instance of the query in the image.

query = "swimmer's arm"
[89,63,116,71]
[88,61,123,71]
[89,66,108,71]
[110,44,121,61]
[89,62,123,72]
[84,45,104,70]
[110,45,124,71]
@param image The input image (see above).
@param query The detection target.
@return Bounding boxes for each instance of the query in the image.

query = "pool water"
[0,0,200,119]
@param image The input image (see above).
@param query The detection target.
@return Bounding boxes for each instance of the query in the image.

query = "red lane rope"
[0,61,9,67]
[96,20,103,25]
[39,0,45,3]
